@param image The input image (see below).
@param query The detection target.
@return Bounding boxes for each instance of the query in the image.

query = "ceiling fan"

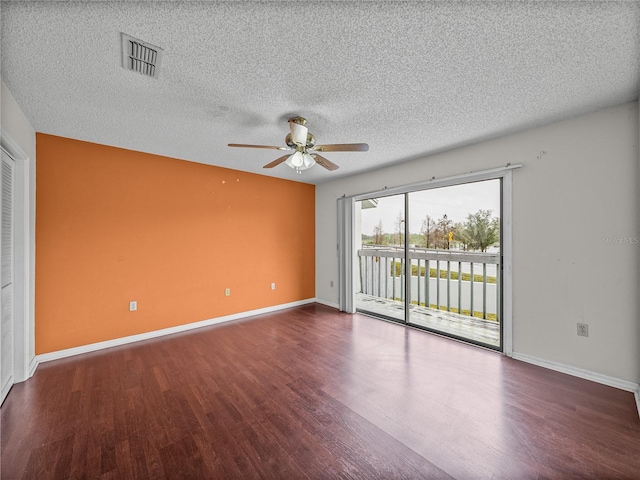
[228,117,369,173]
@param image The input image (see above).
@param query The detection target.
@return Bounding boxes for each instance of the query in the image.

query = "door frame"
[1,128,35,384]
[340,164,520,356]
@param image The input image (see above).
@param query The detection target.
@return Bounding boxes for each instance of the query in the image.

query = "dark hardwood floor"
[2,304,639,479]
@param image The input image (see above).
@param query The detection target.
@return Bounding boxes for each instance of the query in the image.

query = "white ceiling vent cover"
[121,33,163,79]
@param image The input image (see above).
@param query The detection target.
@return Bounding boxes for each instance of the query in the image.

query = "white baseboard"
[512,352,640,418]
[1,374,14,405]
[314,298,339,310]
[28,355,38,377]
[36,298,316,365]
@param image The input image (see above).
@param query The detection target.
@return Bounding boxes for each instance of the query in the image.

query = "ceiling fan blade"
[228,143,292,151]
[312,143,369,152]
[263,154,290,169]
[312,154,339,171]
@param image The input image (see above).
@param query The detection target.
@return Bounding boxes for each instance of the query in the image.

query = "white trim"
[0,129,35,384]
[0,374,13,405]
[0,128,28,161]
[351,163,522,201]
[512,352,640,418]
[315,298,340,309]
[502,170,513,356]
[36,299,315,364]
[28,355,37,377]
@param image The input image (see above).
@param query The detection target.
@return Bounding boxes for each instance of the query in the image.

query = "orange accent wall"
[35,134,315,354]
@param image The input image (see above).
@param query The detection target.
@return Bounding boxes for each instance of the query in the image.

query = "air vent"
[121,33,163,79]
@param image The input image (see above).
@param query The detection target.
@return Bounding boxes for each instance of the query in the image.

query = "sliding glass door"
[355,179,502,350]
[355,194,406,322]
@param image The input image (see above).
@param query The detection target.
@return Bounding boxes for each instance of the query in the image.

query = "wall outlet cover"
[577,323,589,337]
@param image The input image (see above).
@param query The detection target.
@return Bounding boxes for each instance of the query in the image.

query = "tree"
[453,222,471,251]
[394,211,404,246]
[461,209,500,252]
[373,220,384,245]
[420,214,435,248]
[435,214,452,249]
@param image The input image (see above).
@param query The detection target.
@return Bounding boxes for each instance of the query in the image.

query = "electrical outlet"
[129,301,137,311]
[225,288,230,297]
[271,282,276,290]
[577,323,589,337]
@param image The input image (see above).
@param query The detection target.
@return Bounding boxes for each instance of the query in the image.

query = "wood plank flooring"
[2,304,639,479]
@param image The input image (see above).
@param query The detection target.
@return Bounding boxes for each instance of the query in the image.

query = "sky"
[359,179,500,235]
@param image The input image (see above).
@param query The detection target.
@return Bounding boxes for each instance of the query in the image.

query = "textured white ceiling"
[1,1,639,184]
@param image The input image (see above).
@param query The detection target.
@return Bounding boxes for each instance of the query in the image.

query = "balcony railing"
[357,246,500,321]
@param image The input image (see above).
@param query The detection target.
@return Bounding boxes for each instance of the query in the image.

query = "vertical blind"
[337,197,355,313]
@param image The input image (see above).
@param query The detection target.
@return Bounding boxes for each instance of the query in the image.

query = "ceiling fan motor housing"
[288,116,307,126]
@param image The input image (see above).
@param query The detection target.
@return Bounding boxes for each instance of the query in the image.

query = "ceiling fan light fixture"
[284,151,315,174]
[302,153,315,168]
[290,151,304,167]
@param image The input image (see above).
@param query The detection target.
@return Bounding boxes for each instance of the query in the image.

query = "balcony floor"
[356,293,500,347]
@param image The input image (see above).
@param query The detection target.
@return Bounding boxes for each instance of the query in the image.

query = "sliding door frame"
[340,164,520,356]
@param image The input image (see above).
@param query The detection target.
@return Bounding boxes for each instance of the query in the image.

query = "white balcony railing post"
[425,259,429,307]
[483,263,488,319]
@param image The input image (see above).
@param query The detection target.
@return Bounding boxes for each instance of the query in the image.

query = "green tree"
[453,222,471,251]
[461,209,500,252]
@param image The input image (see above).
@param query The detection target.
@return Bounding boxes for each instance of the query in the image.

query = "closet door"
[1,150,15,405]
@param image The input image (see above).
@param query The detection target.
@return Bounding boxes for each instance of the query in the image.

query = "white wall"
[316,102,639,385]
[1,80,35,160]
[1,78,37,381]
